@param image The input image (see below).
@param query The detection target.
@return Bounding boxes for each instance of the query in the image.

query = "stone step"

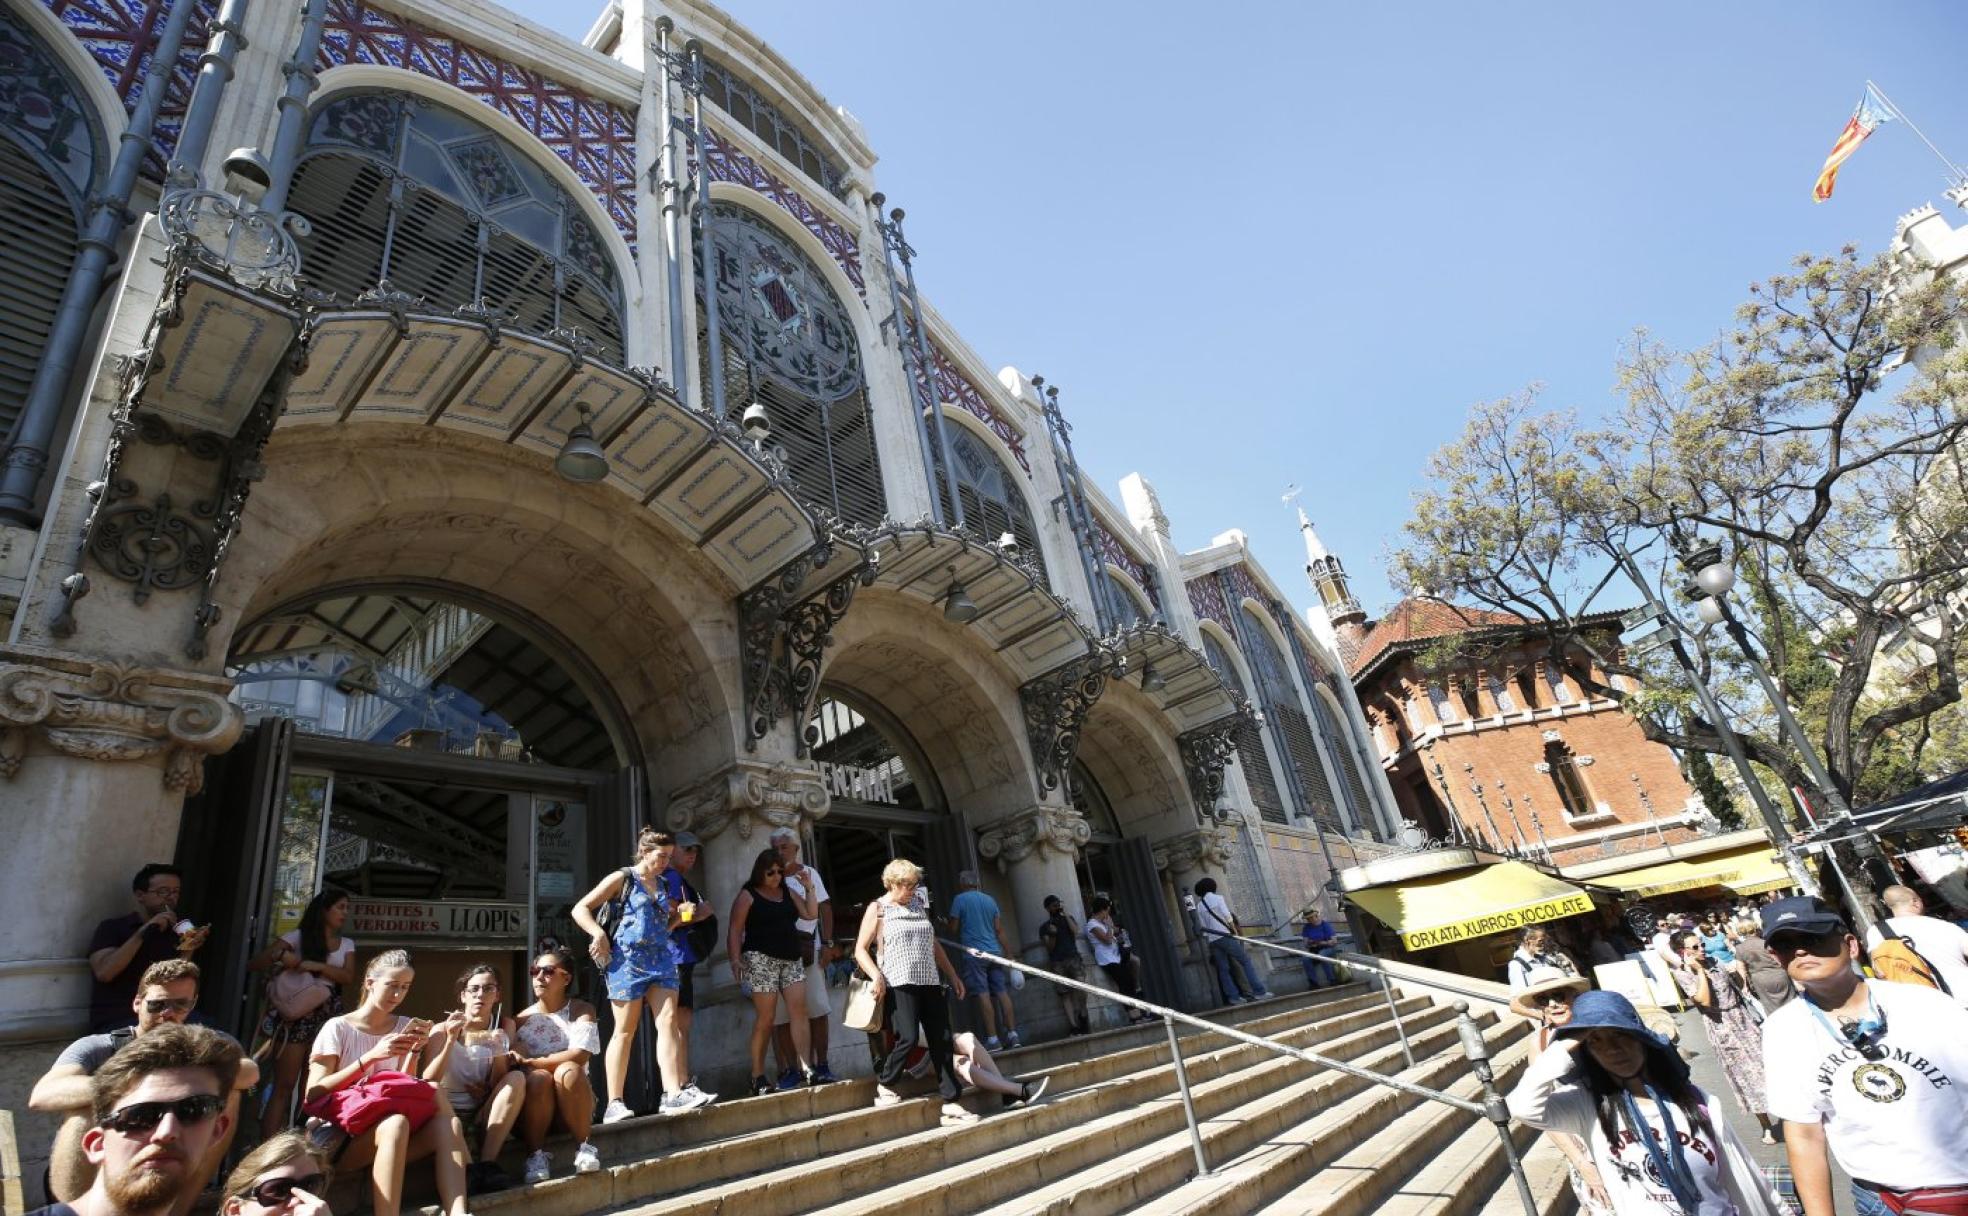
[1249,1035,1537,1216]
[956,1015,1487,1212]
[603,999,1457,1216]
[1470,1136,1582,1216]
[1369,1096,1544,1216]
[1094,1019,1525,1216]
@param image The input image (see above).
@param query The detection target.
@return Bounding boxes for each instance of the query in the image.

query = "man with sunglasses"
[1759,896,1968,1216]
[29,962,256,1214]
[27,1022,241,1216]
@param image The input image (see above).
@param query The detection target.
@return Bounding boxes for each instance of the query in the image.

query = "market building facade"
[0,0,1402,1178]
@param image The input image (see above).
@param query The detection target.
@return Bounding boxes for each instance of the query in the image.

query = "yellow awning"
[1594,845,1790,899]
[1348,861,1596,952]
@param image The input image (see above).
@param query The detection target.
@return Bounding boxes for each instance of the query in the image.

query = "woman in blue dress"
[572,828,714,1122]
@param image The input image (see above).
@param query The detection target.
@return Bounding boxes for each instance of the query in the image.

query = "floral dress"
[1673,962,1768,1116]
[603,870,679,1002]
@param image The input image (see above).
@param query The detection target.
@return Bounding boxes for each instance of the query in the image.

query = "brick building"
[1299,514,1708,865]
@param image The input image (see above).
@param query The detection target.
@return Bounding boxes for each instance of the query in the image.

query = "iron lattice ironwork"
[697,57,848,202]
[898,315,1027,472]
[1099,521,1158,611]
[1177,713,1246,816]
[314,0,638,240]
[1020,643,1128,795]
[39,0,211,171]
[738,522,878,754]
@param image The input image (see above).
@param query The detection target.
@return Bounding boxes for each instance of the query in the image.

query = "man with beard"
[29,961,256,1212]
[28,1023,240,1216]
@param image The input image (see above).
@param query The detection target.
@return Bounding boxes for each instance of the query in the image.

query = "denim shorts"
[957,954,1010,994]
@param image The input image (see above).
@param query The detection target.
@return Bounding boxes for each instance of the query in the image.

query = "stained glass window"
[697,203,884,525]
[936,426,1048,586]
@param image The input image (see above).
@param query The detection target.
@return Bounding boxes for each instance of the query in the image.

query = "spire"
[1300,510,1365,628]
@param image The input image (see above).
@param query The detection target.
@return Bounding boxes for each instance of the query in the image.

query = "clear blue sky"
[511,0,1968,626]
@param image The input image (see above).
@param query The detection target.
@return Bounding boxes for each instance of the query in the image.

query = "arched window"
[936,425,1047,585]
[1240,607,1343,833]
[697,203,885,525]
[1544,741,1595,821]
[1202,633,1286,826]
[1106,573,1149,627]
[0,9,104,442]
[1311,689,1374,836]
[288,91,626,363]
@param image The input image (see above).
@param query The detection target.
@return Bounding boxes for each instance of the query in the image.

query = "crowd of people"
[1504,887,1968,1216]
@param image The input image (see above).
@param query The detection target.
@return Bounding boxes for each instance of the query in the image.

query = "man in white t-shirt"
[769,828,837,1085]
[1863,885,1968,1003]
[1758,895,1968,1216]
[1193,878,1270,1005]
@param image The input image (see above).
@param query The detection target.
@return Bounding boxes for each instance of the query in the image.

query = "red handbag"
[301,1069,438,1137]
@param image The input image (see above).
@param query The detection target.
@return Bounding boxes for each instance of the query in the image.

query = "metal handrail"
[1240,933,1508,1005]
[940,938,1536,1214]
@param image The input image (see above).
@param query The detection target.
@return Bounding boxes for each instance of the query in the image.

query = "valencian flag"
[1813,85,1895,202]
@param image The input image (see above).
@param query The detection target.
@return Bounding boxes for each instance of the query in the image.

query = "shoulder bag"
[300,1069,437,1137]
[594,867,635,938]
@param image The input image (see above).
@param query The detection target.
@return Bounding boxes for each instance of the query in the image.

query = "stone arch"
[209,425,741,781]
[299,69,637,362]
[1076,686,1190,836]
[815,592,1034,817]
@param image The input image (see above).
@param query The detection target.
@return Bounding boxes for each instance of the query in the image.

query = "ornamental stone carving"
[976,807,1091,872]
[0,648,242,793]
[665,758,831,842]
[1152,828,1233,876]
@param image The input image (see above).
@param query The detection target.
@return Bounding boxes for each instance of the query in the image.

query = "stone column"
[1153,827,1233,907]
[976,805,1090,955]
[0,646,243,1040]
[664,755,832,926]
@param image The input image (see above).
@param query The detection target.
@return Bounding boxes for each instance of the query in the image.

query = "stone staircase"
[383,981,1577,1216]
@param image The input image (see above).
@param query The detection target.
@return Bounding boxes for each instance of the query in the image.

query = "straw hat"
[1508,966,1590,1018]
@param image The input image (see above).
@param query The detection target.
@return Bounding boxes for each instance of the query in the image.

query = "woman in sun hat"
[1508,990,1786,1216]
[1512,966,1611,1216]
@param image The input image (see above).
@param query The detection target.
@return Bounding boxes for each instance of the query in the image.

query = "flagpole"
[1865,79,1968,186]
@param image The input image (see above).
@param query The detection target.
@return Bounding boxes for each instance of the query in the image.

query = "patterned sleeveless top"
[877,891,938,987]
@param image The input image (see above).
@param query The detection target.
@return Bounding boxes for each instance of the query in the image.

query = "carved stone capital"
[976,806,1091,871]
[0,648,242,792]
[664,758,831,843]
[1152,828,1233,876]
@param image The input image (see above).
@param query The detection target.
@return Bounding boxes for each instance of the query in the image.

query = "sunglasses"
[241,1173,326,1206]
[144,997,196,1015]
[1769,930,1847,957]
[529,966,564,979]
[100,1093,225,1135]
[1529,991,1574,1008]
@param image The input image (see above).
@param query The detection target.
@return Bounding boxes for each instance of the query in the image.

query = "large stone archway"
[216,423,742,778]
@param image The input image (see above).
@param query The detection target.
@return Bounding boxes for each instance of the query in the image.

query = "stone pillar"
[664,756,832,935]
[1152,827,1233,907]
[976,805,1090,955]
[0,645,242,1071]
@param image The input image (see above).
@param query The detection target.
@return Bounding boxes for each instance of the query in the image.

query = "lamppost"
[1613,545,1824,902]
[1677,540,1878,932]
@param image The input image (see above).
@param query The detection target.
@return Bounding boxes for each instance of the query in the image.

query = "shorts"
[742,951,806,995]
[771,961,833,1024]
[677,963,695,1009]
[957,954,1011,995]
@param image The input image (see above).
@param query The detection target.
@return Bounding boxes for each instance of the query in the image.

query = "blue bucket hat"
[1551,990,1690,1087]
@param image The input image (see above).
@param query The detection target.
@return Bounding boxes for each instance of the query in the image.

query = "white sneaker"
[660,1085,715,1114]
[573,1142,601,1174]
[940,1102,980,1124]
[523,1150,551,1184]
[601,1099,634,1124]
[873,1084,901,1107]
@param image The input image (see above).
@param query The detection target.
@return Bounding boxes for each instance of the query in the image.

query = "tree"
[1395,247,1968,810]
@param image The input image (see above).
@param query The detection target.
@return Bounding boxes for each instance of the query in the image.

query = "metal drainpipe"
[167,0,253,182]
[872,195,945,526]
[257,0,331,216]
[683,41,726,418]
[0,0,203,523]
[653,18,688,402]
[888,206,964,531]
[1044,386,1115,632]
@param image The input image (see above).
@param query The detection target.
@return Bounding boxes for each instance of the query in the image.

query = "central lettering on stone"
[819,760,898,806]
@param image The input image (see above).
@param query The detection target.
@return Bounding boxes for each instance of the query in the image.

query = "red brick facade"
[1348,602,1700,864]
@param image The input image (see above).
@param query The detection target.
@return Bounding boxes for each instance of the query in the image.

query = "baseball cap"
[1760,896,1846,943]
[673,831,702,850]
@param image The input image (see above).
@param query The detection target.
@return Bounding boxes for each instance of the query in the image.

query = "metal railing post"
[1456,1001,1537,1216]
[1381,972,1415,1069]
[1163,1015,1211,1178]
